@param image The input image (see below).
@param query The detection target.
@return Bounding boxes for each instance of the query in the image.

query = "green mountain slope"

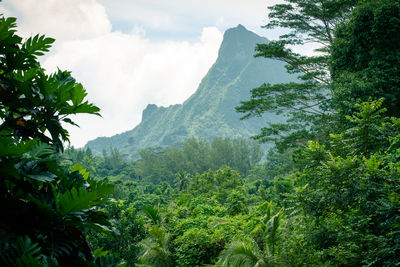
[86,25,296,158]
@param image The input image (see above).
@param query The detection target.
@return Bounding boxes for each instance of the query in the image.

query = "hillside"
[85,25,296,158]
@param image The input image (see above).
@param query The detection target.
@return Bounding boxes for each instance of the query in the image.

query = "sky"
[0,0,286,148]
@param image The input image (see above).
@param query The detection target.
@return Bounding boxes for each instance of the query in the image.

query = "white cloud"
[1,0,223,147]
[6,0,111,40]
[43,27,222,147]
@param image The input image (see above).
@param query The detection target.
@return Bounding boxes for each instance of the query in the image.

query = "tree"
[65,146,99,175]
[102,147,126,172]
[141,205,164,227]
[331,0,400,118]
[0,18,100,151]
[138,226,172,267]
[0,16,123,266]
[236,0,356,147]
[188,167,245,204]
[174,171,190,191]
[173,228,220,267]
[226,189,248,216]
[89,201,146,267]
[292,100,400,265]
[216,203,282,267]
[268,1,400,264]
[216,239,275,267]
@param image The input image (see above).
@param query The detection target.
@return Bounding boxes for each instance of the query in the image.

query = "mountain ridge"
[86,25,296,158]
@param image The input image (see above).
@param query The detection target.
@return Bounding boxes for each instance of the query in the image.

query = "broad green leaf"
[25,172,56,182]
[22,34,55,56]
[62,117,79,127]
[73,102,101,115]
[56,178,113,216]
[0,138,37,157]
[71,83,87,106]
[71,163,89,180]
[56,187,100,216]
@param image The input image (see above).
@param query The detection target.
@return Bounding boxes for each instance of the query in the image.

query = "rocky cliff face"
[85,25,296,159]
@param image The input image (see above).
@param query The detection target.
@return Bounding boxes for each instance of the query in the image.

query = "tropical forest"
[1,0,400,266]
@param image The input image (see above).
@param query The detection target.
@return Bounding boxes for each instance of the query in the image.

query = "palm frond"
[217,239,262,267]
[138,226,171,267]
[142,205,162,226]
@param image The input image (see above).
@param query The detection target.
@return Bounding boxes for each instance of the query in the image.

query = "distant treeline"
[66,136,263,184]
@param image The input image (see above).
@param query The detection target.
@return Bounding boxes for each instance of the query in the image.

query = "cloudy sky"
[0,0,285,147]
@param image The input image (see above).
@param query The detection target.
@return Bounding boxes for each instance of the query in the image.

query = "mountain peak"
[142,104,158,120]
[218,25,267,63]
[86,26,295,159]
[223,24,256,39]
[234,24,246,30]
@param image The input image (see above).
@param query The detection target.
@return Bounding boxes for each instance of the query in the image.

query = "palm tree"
[216,239,277,267]
[265,212,281,256]
[138,226,172,267]
[174,170,190,191]
[216,204,282,267]
[251,203,282,255]
[142,205,163,226]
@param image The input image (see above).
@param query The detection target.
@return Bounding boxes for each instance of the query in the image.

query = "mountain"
[85,25,296,158]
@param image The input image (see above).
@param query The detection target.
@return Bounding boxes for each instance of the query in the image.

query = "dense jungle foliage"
[1,0,400,266]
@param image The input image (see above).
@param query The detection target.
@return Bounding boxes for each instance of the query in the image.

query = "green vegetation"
[331,0,400,118]
[64,137,293,266]
[2,0,400,266]
[236,0,356,148]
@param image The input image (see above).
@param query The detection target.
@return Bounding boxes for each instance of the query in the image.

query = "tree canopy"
[331,0,400,118]
[236,0,357,147]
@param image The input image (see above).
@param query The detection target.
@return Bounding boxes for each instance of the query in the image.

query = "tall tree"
[331,0,400,118]
[236,0,356,147]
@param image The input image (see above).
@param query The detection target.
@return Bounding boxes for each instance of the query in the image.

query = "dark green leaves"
[22,34,55,57]
[0,14,119,266]
[331,0,400,118]
[0,17,21,50]
[0,17,100,152]
[1,236,43,267]
[55,182,114,216]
